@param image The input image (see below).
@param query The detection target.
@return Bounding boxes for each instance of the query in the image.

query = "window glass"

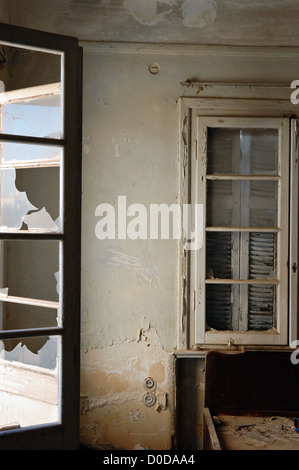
[0,335,60,428]
[207,180,278,227]
[207,128,278,175]
[0,44,62,139]
[205,125,280,334]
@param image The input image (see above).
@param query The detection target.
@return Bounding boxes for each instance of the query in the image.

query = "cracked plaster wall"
[80,42,298,449]
[80,327,175,450]
[80,44,180,449]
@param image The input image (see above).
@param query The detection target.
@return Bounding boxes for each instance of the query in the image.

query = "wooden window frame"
[178,91,299,350]
[0,23,82,450]
[193,116,289,346]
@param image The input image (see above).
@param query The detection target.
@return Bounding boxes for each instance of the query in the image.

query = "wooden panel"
[0,22,82,450]
[0,360,58,405]
[0,424,63,450]
[205,350,299,416]
[203,408,221,450]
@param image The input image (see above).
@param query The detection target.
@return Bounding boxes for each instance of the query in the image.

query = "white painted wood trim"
[80,41,299,59]
[0,82,61,104]
[289,119,299,347]
[193,116,207,344]
[0,294,59,309]
[192,116,289,346]
[183,97,299,118]
[177,98,190,350]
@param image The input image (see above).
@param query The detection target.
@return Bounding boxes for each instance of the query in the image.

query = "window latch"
[292,262,297,274]
[0,51,6,64]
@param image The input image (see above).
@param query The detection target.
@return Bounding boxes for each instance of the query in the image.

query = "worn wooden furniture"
[203,350,299,450]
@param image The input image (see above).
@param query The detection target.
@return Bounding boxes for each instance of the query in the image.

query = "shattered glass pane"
[0,41,64,433]
[0,166,61,232]
[0,335,60,428]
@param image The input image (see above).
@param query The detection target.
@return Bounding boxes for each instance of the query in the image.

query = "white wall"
[80,43,180,449]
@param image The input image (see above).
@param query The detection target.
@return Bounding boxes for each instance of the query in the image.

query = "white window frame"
[178,91,299,350]
[193,116,289,346]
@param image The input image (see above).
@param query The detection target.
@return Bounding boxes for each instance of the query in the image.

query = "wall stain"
[100,247,159,287]
[123,0,176,26]
[181,0,217,28]
[80,326,175,450]
[123,0,217,29]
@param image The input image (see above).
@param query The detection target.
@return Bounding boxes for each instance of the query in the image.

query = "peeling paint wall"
[123,0,217,29]
[80,44,180,448]
[181,0,217,28]
[123,0,176,26]
[80,327,175,449]
[80,41,298,449]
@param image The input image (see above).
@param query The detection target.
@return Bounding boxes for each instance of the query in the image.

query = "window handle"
[292,262,297,274]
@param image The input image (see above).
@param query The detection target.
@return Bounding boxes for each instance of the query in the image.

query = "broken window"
[0,44,62,429]
[0,24,82,448]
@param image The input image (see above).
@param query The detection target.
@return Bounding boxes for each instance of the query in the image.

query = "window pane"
[248,284,276,330]
[207,180,278,227]
[0,166,61,232]
[206,284,232,331]
[207,128,278,175]
[2,95,62,139]
[206,283,276,332]
[1,240,60,302]
[206,232,232,279]
[206,231,277,332]
[206,232,277,280]
[249,232,276,279]
[0,141,61,165]
[0,44,62,139]
[0,303,58,331]
[0,335,60,428]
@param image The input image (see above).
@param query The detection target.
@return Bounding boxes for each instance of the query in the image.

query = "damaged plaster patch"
[81,327,174,410]
[100,247,159,287]
[123,0,175,26]
[80,327,175,449]
[123,0,217,28]
[181,0,217,28]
